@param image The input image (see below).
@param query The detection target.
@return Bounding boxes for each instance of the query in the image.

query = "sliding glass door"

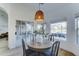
[16,20,33,47]
[16,20,48,47]
[25,22,33,43]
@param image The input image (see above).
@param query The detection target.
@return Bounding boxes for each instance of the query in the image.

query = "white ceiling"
[10,3,79,22]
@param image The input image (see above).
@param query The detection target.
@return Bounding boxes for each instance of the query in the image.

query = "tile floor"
[0,38,75,56]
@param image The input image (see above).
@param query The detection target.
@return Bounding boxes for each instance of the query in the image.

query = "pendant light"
[35,3,44,22]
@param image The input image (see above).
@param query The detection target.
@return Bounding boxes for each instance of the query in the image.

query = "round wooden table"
[27,41,54,55]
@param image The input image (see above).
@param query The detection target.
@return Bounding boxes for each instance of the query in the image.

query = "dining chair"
[49,34,54,42]
[51,41,60,56]
[35,41,60,56]
[22,39,39,56]
[22,39,27,56]
[22,39,33,56]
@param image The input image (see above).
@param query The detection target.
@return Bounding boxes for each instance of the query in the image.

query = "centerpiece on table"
[33,26,49,44]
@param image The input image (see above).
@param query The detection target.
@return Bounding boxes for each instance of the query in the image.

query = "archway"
[0,7,8,54]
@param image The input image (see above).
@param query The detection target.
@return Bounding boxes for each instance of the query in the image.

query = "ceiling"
[10,3,79,22]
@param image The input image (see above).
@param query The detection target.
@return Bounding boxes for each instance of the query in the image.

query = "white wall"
[60,15,76,54]
[8,4,36,49]
[48,15,79,56]
[47,15,76,54]
[48,15,79,55]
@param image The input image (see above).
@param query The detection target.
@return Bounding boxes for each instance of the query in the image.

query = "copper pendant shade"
[35,3,44,22]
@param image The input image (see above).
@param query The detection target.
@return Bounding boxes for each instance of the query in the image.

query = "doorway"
[0,8,8,54]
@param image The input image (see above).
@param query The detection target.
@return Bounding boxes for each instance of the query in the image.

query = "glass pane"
[50,22,67,41]
[25,22,33,43]
[33,23,47,43]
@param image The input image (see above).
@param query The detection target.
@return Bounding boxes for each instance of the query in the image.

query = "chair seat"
[42,48,52,56]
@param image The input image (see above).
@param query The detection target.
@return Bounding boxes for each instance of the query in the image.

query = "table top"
[27,41,54,50]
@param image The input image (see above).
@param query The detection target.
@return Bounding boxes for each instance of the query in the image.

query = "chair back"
[49,34,54,42]
[51,41,60,56]
[22,39,26,56]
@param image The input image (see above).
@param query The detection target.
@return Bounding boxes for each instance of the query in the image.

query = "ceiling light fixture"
[35,3,44,22]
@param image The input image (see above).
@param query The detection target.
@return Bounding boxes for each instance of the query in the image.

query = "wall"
[9,4,35,49]
[0,3,35,49]
[48,15,79,56]
[47,15,76,54]
[0,3,17,49]
[60,15,76,55]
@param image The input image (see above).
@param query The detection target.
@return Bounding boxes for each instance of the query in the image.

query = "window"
[16,21,34,45]
[34,23,47,43]
[50,22,67,41]
[75,17,79,45]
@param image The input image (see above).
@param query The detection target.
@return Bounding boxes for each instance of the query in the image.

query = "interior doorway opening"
[0,7,8,54]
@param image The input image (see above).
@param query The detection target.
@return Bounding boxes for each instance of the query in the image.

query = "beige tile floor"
[0,38,8,55]
[0,38,75,56]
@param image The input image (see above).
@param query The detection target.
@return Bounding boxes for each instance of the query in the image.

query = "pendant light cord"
[39,3,44,10]
[39,3,40,10]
